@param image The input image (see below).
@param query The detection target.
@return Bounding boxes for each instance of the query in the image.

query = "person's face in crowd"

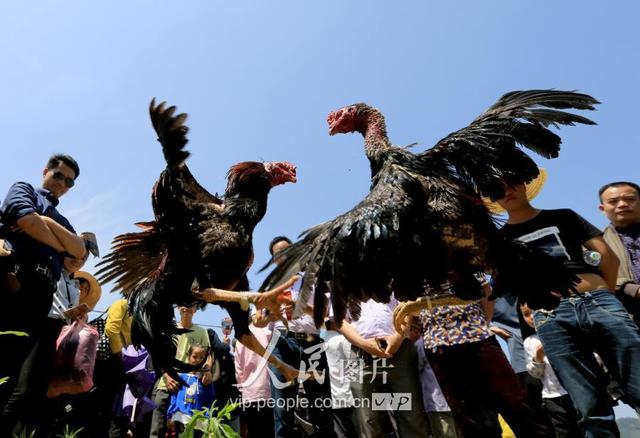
[408,323,422,343]
[599,185,640,228]
[179,305,197,320]
[78,279,90,301]
[520,303,535,329]
[42,162,76,199]
[189,346,207,366]
[271,239,290,265]
[63,250,88,273]
[495,183,529,213]
[221,317,233,336]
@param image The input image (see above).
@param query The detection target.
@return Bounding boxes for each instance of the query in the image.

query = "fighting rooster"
[262,90,598,332]
[97,99,300,382]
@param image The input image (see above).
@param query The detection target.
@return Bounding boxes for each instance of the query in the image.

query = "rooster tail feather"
[149,98,190,167]
[129,280,186,384]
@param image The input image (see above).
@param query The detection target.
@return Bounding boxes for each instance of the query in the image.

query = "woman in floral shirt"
[420,279,552,438]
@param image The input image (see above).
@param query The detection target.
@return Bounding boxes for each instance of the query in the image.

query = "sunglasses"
[52,171,75,188]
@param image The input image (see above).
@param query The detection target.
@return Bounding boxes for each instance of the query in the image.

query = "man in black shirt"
[495,179,640,438]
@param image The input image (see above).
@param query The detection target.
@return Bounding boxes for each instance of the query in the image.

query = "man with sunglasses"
[0,154,87,429]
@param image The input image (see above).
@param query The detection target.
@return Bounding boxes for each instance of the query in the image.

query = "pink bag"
[47,320,99,398]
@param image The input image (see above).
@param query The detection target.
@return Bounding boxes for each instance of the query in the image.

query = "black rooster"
[97,99,300,382]
[261,90,598,331]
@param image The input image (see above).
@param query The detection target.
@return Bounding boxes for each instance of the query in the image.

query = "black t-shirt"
[500,209,603,274]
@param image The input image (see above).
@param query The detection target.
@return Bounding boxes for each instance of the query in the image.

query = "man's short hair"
[269,235,292,255]
[598,181,640,201]
[46,154,80,180]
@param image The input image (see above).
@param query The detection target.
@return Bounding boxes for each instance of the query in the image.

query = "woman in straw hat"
[73,270,102,314]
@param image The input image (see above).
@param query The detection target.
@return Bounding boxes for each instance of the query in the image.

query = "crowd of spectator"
[2,154,640,438]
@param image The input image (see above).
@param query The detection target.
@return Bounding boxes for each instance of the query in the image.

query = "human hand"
[623,283,640,299]
[534,344,545,363]
[382,332,404,356]
[164,372,181,393]
[282,303,294,321]
[489,326,512,340]
[63,303,90,321]
[0,239,11,257]
[359,338,392,358]
[201,370,213,386]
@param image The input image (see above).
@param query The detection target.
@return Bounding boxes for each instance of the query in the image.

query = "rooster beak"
[285,166,297,183]
[327,112,338,136]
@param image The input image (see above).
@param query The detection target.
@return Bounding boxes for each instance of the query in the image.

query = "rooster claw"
[392,297,432,334]
[393,295,476,334]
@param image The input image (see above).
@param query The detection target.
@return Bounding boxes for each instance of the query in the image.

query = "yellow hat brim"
[484,168,547,215]
[73,271,102,311]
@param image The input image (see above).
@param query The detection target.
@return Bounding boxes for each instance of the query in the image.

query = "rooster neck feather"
[361,109,394,177]
[223,196,267,234]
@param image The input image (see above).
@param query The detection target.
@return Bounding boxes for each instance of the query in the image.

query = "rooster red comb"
[226,161,297,187]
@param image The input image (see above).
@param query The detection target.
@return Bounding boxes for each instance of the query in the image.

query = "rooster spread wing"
[421,90,598,199]
[150,98,224,221]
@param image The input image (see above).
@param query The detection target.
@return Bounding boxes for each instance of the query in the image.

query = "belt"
[285,331,321,342]
[19,262,57,284]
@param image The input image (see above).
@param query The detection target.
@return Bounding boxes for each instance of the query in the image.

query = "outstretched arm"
[40,215,86,258]
[338,320,391,358]
[16,213,66,253]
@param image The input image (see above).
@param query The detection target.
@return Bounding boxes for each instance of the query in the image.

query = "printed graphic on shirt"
[515,226,572,260]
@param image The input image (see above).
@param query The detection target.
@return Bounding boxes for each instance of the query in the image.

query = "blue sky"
[2,0,639,416]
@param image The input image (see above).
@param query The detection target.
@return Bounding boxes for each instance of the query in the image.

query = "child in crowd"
[166,343,217,436]
[521,302,582,438]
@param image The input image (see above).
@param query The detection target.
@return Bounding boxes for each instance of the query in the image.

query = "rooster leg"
[392,297,433,335]
[194,275,299,313]
[393,295,478,334]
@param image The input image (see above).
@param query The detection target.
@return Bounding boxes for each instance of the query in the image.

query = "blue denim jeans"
[533,290,640,438]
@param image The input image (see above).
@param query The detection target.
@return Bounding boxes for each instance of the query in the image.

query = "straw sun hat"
[73,271,102,311]
[484,168,547,214]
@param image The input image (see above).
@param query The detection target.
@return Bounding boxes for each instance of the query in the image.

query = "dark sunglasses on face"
[52,171,75,188]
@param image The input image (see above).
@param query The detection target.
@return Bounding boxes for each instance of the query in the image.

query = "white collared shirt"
[349,295,399,339]
[49,270,79,320]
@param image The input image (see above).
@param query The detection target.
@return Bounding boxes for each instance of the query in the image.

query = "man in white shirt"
[338,295,429,438]
[324,320,357,438]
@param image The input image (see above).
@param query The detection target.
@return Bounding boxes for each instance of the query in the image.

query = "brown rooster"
[97,99,300,383]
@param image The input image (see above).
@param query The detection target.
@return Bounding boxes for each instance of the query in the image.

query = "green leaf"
[0,331,28,337]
